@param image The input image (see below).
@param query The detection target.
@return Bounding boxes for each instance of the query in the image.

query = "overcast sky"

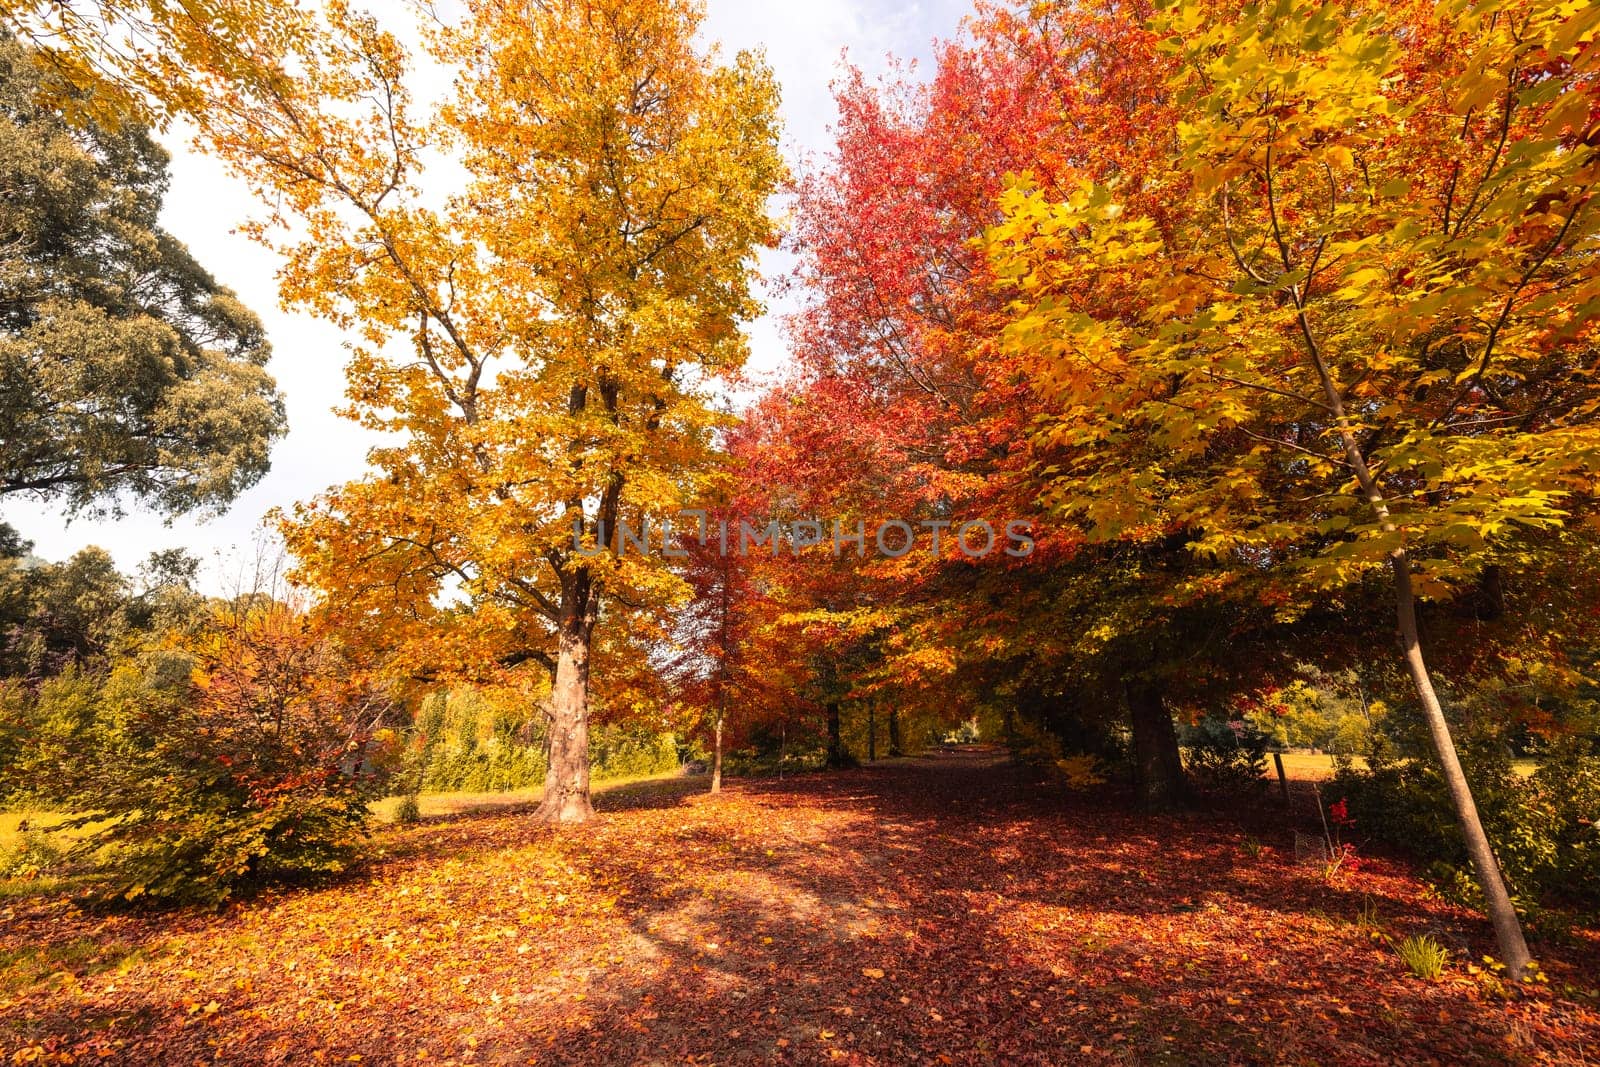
[4,0,972,589]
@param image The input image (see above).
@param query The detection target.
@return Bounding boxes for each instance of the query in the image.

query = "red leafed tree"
[742,0,1192,781]
[665,505,794,791]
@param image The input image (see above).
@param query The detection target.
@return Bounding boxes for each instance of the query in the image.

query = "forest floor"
[2,747,1597,1065]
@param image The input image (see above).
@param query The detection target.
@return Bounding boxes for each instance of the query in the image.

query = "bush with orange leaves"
[59,597,401,906]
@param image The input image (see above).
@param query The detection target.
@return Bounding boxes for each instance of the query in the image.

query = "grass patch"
[1397,934,1450,980]
[0,810,121,900]
[370,768,696,823]
[1,810,120,854]
[0,873,92,901]
[0,938,164,997]
[0,811,103,850]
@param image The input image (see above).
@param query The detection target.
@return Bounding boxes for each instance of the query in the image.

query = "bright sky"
[3,0,972,589]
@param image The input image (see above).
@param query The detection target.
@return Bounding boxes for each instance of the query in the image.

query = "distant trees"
[0,543,127,677]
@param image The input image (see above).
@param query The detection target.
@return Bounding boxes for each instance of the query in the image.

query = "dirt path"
[2,748,1596,1064]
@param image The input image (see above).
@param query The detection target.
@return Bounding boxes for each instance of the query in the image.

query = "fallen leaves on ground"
[1,749,1595,1065]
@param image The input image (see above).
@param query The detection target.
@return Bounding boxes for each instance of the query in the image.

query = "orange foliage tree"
[0,0,310,127]
[188,0,782,821]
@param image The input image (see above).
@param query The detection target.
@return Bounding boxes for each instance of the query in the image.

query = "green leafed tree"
[0,33,284,516]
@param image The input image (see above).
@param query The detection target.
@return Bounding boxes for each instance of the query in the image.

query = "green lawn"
[2,770,697,852]
[369,768,698,822]
[0,810,103,852]
[1272,751,1539,781]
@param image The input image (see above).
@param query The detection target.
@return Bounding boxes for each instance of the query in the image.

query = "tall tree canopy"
[0,34,284,515]
[195,0,783,822]
[736,0,1225,798]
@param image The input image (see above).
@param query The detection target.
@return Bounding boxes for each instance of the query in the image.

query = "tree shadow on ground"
[505,752,1597,1065]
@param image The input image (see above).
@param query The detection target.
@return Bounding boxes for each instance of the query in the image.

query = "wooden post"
[1273,751,1291,805]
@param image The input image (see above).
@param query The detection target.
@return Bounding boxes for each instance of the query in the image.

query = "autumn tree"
[0,0,308,127]
[665,505,794,792]
[767,0,1216,800]
[0,34,284,515]
[989,0,1600,975]
[194,0,782,822]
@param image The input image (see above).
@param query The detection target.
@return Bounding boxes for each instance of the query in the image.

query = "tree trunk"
[1291,286,1532,977]
[868,703,877,762]
[1126,680,1186,810]
[1392,554,1531,975]
[534,596,596,823]
[710,716,723,794]
[1477,563,1506,620]
[888,707,902,757]
[825,700,848,767]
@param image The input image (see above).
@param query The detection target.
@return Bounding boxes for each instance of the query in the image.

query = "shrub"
[1334,732,1600,914]
[393,794,422,825]
[94,793,371,906]
[60,602,396,906]
[1054,754,1109,790]
[1006,713,1069,770]
[1182,717,1270,798]
[1526,737,1600,903]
